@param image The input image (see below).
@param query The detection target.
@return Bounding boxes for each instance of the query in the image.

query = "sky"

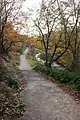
[22,0,41,11]
[20,0,42,35]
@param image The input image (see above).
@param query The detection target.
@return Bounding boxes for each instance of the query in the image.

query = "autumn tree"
[0,0,25,54]
[56,0,80,71]
[34,0,71,67]
[3,21,30,55]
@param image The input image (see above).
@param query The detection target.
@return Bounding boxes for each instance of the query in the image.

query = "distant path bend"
[19,48,31,70]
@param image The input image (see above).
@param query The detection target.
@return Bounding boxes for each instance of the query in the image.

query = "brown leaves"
[0,72,26,120]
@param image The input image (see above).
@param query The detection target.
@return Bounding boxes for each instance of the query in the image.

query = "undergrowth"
[34,64,80,91]
[6,74,18,89]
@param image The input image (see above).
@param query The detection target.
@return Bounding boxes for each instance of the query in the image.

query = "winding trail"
[18,49,80,120]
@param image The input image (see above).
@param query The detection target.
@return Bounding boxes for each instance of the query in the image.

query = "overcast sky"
[22,0,41,12]
[20,0,41,35]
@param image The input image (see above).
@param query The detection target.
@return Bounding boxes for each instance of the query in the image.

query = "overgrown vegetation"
[0,71,26,120]
[34,63,80,91]
[0,52,26,120]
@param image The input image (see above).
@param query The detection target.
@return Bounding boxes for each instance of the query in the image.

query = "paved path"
[18,51,80,120]
[19,48,31,70]
[19,55,31,70]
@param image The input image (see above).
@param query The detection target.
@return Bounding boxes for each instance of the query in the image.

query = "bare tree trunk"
[70,54,80,72]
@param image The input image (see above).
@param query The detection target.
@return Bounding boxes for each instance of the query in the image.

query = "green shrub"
[6,75,18,89]
[34,64,80,91]
[74,80,80,90]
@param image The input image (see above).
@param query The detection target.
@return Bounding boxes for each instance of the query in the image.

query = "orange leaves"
[5,23,20,42]
[4,22,28,53]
